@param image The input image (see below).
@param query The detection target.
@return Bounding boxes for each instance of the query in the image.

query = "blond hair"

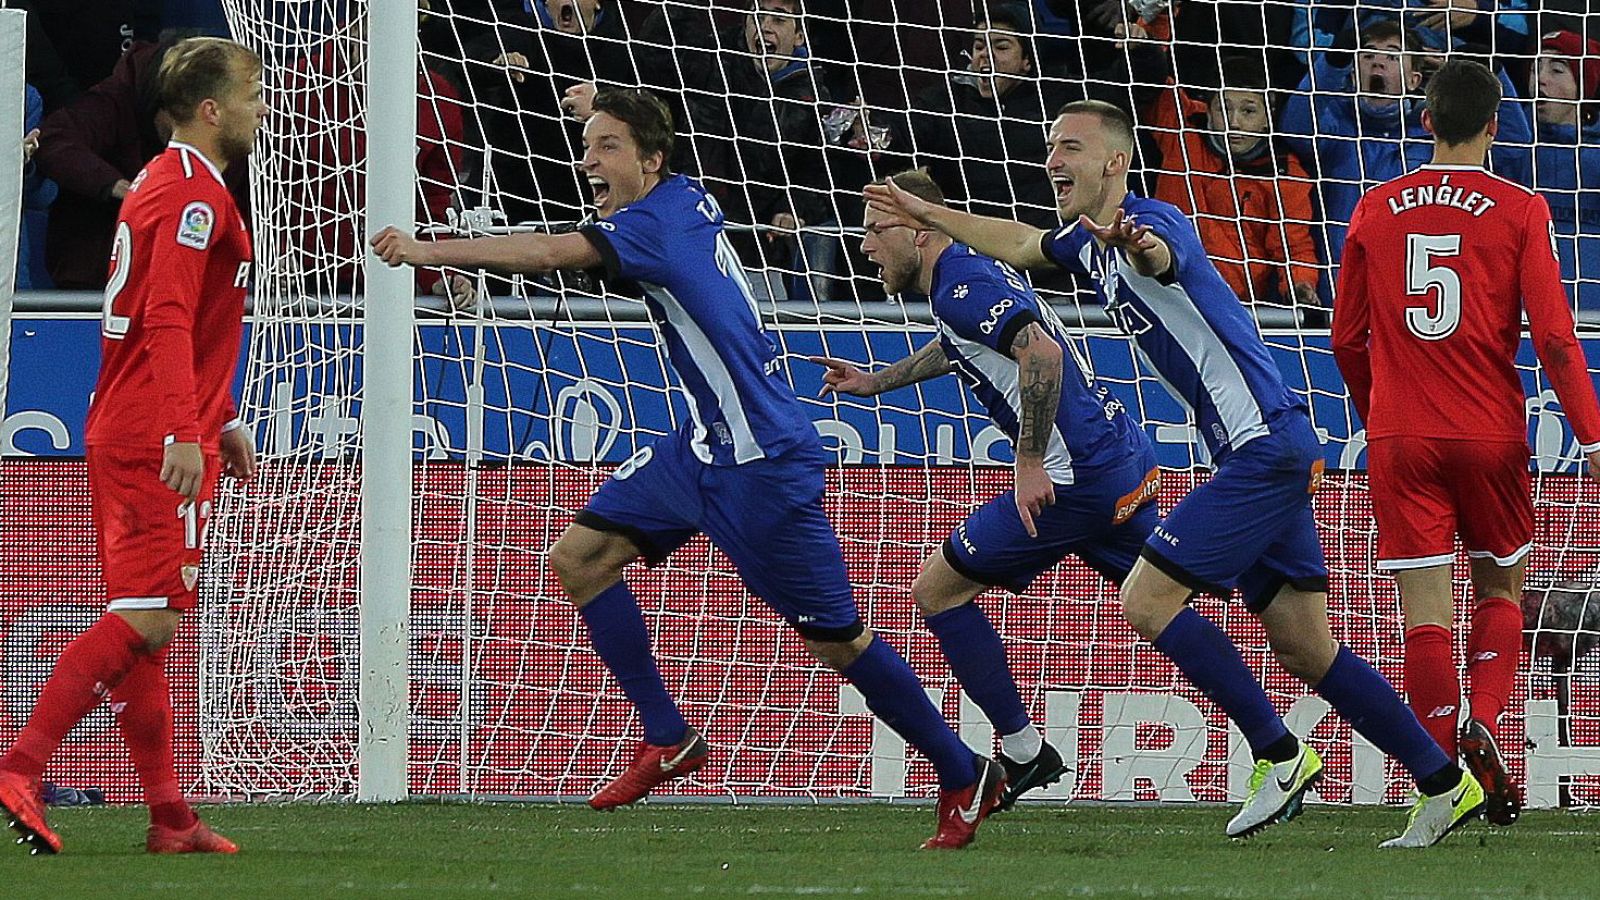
[158,37,262,124]
[878,168,946,206]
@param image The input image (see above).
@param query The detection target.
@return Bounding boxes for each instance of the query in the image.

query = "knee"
[910,574,957,618]
[549,538,622,603]
[803,626,872,671]
[113,609,180,652]
[1121,591,1180,642]
[1273,641,1334,684]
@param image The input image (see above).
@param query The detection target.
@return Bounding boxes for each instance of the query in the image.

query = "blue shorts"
[576,429,862,641]
[1141,413,1330,612]
[943,450,1161,594]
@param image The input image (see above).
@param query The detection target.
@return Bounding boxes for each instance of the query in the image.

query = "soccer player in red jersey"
[1333,59,1600,829]
[0,38,267,856]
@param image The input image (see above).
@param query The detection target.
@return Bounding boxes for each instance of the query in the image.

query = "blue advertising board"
[4,315,1593,472]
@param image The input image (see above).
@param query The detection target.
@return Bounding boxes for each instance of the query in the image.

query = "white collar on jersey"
[1417,164,1486,171]
[168,140,227,187]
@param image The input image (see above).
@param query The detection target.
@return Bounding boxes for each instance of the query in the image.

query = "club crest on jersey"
[181,564,199,591]
[177,201,215,250]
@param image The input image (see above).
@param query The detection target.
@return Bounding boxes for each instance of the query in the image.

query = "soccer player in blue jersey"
[811,168,1160,810]
[373,89,1004,849]
[866,100,1482,847]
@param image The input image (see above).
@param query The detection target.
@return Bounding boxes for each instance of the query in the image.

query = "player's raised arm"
[370,227,602,276]
[1518,196,1600,473]
[1010,321,1062,538]
[864,178,1050,270]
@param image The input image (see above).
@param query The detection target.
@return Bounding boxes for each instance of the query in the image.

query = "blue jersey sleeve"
[580,202,670,283]
[1125,201,1203,283]
[938,260,1043,357]
[1039,221,1092,275]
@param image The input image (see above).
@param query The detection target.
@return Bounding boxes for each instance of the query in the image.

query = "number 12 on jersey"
[102,222,134,339]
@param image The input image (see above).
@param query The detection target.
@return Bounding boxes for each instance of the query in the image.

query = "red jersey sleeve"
[142,189,224,445]
[1332,196,1374,426]
[1520,195,1600,450]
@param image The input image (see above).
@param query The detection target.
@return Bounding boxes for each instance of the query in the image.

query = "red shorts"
[1367,436,1532,571]
[87,444,220,611]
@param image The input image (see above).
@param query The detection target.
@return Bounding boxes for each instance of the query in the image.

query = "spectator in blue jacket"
[1528,29,1600,312]
[18,85,59,291]
[1282,17,1532,278]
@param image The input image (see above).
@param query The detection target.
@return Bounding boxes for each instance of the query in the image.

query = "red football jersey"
[1333,164,1600,448]
[85,142,252,452]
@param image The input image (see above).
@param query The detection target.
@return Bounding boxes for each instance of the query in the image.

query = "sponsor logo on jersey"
[978,298,1015,335]
[1427,705,1457,719]
[177,201,216,250]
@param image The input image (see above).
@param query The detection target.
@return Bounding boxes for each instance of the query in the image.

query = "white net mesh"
[193,0,1600,805]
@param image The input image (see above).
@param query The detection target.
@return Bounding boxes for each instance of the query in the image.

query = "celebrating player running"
[373,89,1005,849]
[813,168,1160,810]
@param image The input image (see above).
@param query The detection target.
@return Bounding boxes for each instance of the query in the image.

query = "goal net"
[16,0,1589,805]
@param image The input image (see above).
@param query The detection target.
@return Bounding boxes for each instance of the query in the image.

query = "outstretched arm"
[370,227,602,275]
[809,339,952,398]
[864,178,1051,270]
[1077,209,1173,280]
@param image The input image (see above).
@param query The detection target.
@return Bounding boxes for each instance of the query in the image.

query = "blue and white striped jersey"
[1040,193,1304,463]
[581,174,817,466]
[931,243,1150,485]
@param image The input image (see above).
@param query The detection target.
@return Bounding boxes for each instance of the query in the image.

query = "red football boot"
[147,818,240,854]
[588,728,709,810]
[0,771,61,855]
[922,757,1007,850]
[1459,718,1522,827]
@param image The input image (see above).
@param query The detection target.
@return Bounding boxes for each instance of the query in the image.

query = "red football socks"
[1466,596,1522,733]
[0,613,148,780]
[112,647,197,831]
[1404,623,1461,756]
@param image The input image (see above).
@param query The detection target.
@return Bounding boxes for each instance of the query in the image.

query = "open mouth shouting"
[552,0,579,32]
[1051,172,1075,204]
[588,174,611,209]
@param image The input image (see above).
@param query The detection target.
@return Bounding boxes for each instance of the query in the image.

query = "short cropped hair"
[1056,99,1134,153]
[1218,55,1270,93]
[1425,59,1502,144]
[158,37,261,124]
[591,88,675,176]
[1360,18,1422,56]
[975,2,1035,64]
[880,168,946,206]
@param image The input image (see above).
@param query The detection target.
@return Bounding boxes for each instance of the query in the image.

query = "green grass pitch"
[1,803,1596,898]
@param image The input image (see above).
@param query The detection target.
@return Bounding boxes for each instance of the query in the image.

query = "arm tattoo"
[1015,324,1062,462]
[874,339,953,393]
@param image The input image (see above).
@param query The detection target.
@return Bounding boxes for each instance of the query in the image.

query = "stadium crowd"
[11,0,1600,312]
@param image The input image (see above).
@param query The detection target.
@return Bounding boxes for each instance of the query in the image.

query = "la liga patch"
[177,201,215,250]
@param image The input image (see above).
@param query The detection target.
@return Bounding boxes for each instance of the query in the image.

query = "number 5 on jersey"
[1405,233,1462,341]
